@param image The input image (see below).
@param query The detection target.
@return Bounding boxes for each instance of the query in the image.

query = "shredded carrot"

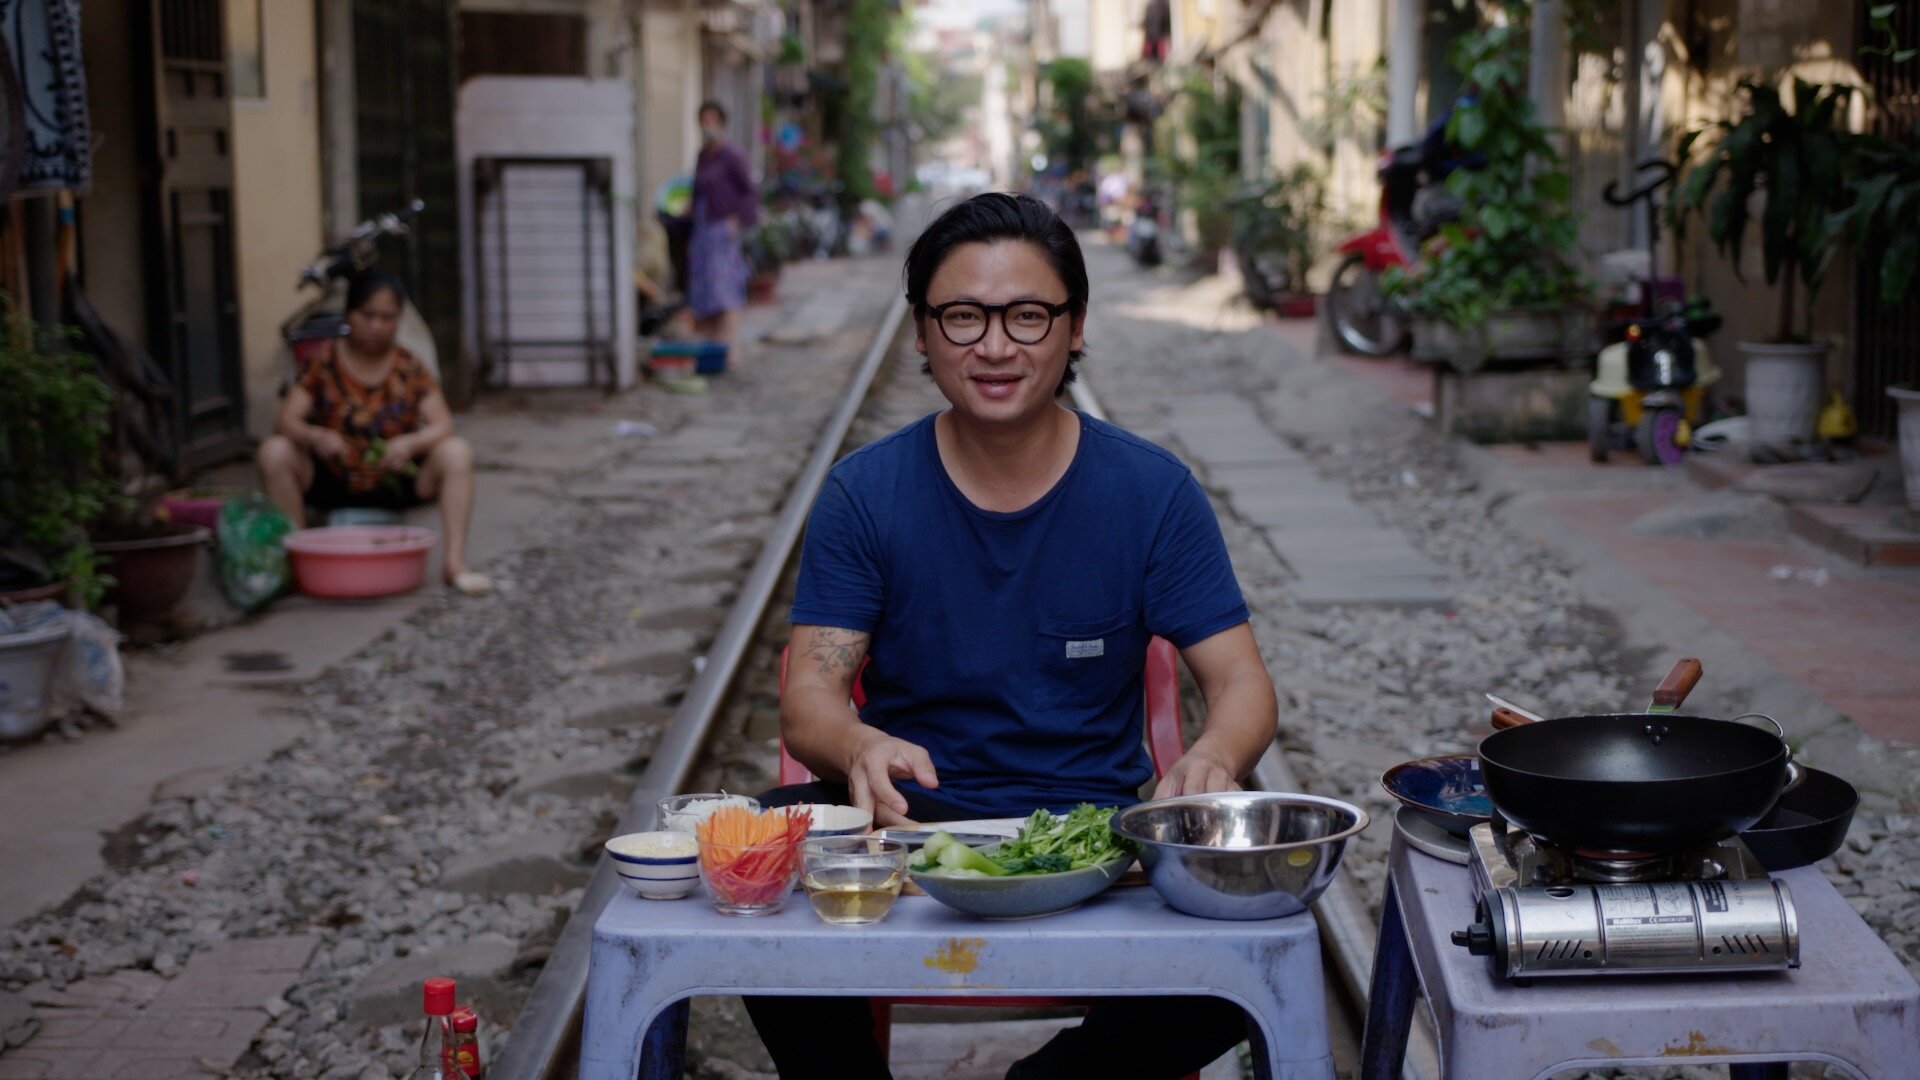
[696,806,813,906]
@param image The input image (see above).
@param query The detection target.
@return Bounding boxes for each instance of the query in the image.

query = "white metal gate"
[474,157,616,388]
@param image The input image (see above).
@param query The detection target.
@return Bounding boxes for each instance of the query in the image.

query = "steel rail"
[1074,376,1439,1080]
[495,294,912,1079]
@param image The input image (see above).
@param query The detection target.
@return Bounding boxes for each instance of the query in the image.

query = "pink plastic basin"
[283,526,437,599]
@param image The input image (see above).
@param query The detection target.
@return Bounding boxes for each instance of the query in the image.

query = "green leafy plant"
[1157,74,1243,258]
[1833,5,1920,306]
[833,0,893,215]
[1229,164,1326,303]
[0,313,120,605]
[1037,58,1100,176]
[1674,77,1855,342]
[1386,17,1584,328]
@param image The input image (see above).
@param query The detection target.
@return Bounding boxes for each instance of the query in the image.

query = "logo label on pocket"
[1064,639,1105,659]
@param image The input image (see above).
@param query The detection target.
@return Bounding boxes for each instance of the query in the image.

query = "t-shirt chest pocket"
[1033,611,1137,711]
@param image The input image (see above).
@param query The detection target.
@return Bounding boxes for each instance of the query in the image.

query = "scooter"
[277,199,440,380]
[1587,161,1721,467]
[1125,193,1164,268]
[1324,144,1454,356]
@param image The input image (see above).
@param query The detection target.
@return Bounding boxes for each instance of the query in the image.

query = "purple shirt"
[693,141,759,227]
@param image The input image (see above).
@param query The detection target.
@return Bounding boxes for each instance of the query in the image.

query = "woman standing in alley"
[687,101,759,348]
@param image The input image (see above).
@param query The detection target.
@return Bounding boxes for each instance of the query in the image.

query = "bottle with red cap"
[403,977,460,1080]
[449,1006,482,1077]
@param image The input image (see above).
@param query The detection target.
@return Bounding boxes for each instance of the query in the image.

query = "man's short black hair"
[902,192,1088,394]
[345,267,409,313]
[698,100,728,124]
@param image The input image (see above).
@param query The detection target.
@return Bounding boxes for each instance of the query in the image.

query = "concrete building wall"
[1087,0,1141,74]
[229,0,326,439]
[637,0,705,212]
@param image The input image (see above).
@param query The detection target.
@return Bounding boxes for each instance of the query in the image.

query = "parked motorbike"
[278,199,439,379]
[1125,193,1164,268]
[1587,161,1720,467]
[1324,145,1435,356]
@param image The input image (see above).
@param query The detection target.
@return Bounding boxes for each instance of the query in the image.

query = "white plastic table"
[584,884,1336,1079]
[1359,826,1920,1079]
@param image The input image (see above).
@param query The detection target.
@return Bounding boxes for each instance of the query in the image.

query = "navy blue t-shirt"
[789,411,1250,818]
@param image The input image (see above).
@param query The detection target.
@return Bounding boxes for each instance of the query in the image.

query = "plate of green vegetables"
[907,805,1136,919]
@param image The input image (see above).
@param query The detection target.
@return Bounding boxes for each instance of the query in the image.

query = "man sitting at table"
[748,192,1280,1078]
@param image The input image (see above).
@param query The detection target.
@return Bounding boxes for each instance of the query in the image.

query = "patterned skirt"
[688,204,748,320]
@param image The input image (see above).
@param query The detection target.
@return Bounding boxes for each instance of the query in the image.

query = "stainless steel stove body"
[1454,821,1800,979]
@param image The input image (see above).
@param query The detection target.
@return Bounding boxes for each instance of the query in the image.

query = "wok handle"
[1649,658,1704,709]
[1490,706,1535,730]
[1734,711,1806,793]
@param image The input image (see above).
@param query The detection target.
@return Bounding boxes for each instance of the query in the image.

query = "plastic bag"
[0,601,122,724]
[217,493,293,612]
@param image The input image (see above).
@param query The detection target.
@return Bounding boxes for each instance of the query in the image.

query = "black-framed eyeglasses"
[925,300,1073,346]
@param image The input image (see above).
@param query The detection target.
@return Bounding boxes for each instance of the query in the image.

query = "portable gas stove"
[1451,817,1800,979]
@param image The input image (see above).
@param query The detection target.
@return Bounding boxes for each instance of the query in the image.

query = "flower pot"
[1411,316,1485,371]
[1484,309,1574,360]
[1275,292,1317,319]
[0,581,67,606]
[748,273,780,304]
[1740,341,1829,452]
[92,523,211,625]
[1889,384,1920,512]
[0,619,69,740]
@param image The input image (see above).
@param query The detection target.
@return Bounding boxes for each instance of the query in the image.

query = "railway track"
[497,291,1438,1080]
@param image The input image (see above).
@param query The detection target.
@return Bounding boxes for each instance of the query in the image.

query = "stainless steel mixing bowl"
[1111,791,1370,920]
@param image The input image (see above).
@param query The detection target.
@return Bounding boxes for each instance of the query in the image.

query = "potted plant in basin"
[1386,15,1588,370]
[1674,77,1854,459]
[1229,164,1325,317]
[0,311,117,608]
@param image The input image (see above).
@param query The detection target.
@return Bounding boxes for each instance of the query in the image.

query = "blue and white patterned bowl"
[606,831,701,900]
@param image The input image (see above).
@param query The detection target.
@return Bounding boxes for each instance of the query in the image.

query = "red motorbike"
[1325,145,1453,357]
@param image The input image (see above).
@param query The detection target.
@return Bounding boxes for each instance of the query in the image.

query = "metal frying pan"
[1479,660,1803,852]
[1738,766,1859,871]
[1382,661,1700,840]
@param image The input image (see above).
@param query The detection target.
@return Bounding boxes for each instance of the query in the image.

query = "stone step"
[1788,503,1920,567]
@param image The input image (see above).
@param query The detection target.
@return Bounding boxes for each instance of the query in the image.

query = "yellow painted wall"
[228,0,326,440]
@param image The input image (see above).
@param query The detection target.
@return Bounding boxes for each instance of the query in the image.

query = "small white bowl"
[791,803,873,837]
[605,831,700,900]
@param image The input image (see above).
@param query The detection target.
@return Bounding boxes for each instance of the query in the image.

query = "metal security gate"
[473,158,616,388]
[138,0,247,471]
[1855,0,1920,440]
[352,0,464,404]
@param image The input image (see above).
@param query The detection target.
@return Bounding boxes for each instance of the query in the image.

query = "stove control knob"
[1451,923,1495,955]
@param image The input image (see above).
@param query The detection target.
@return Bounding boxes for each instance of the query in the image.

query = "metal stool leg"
[638,998,691,1079]
[1359,875,1418,1080]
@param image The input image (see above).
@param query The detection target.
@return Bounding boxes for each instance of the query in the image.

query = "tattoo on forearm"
[801,627,870,679]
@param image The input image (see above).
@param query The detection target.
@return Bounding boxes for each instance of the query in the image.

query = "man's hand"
[845,729,938,823]
[307,428,352,464]
[1153,749,1241,800]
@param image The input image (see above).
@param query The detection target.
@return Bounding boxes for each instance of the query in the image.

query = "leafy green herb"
[912,804,1132,877]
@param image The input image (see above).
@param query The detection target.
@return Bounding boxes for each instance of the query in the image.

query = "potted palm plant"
[1387,17,1588,370]
[1675,77,1854,458]
[1835,10,1920,511]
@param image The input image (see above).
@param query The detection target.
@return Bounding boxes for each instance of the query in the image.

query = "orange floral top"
[297,342,439,495]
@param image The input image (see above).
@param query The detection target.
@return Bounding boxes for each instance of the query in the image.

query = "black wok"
[1479,661,1802,852]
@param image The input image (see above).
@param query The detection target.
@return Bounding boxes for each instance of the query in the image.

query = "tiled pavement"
[0,936,315,1079]
[1166,393,1454,609]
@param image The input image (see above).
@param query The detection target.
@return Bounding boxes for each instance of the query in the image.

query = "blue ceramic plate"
[1380,755,1493,836]
[908,848,1134,919]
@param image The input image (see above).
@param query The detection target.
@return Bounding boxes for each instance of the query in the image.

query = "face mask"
[701,126,722,143]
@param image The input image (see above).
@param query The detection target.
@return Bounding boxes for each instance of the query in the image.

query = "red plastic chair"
[776,636,1196,1073]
